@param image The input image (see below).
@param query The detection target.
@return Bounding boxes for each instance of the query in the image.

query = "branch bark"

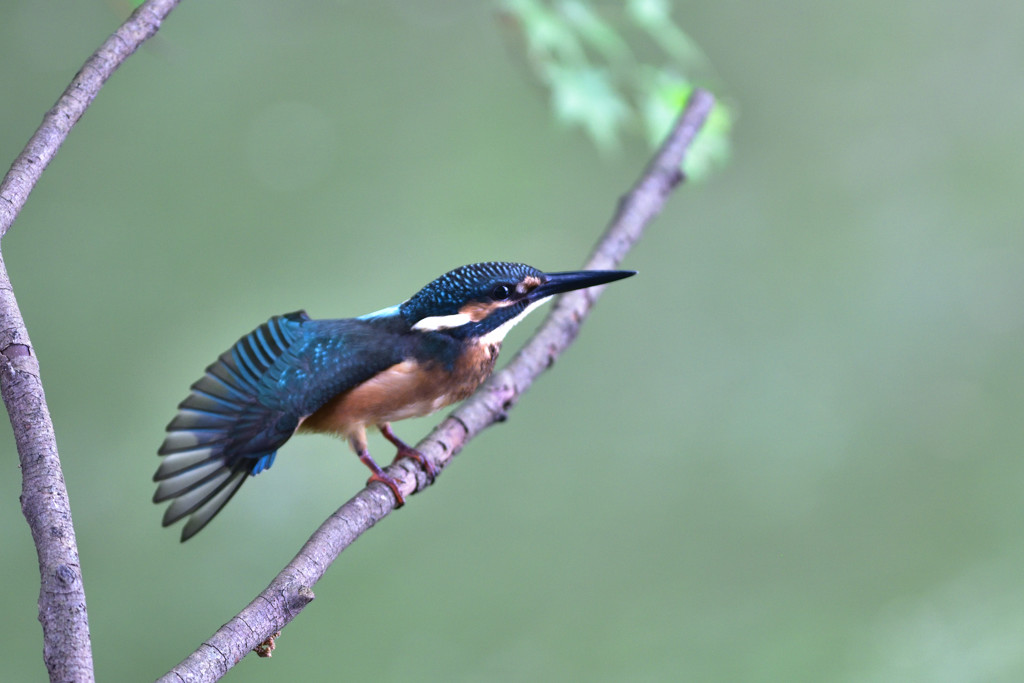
[0,2,181,681]
[159,89,716,683]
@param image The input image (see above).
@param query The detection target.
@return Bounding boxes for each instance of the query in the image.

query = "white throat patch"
[479,297,552,345]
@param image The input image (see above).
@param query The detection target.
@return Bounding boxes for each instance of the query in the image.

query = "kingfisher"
[154,261,634,541]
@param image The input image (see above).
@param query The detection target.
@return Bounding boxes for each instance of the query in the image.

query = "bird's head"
[399,261,635,343]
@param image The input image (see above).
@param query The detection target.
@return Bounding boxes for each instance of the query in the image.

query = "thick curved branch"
[159,89,715,683]
[0,0,181,239]
[0,2,181,681]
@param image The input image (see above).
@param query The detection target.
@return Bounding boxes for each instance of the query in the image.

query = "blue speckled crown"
[400,262,541,322]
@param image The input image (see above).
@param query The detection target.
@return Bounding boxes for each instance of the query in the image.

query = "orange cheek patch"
[459,301,501,321]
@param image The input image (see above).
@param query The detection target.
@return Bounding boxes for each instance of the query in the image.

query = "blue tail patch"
[250,452,277,475]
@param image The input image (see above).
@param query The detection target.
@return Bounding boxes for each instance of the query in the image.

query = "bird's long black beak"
[531,269,636,301]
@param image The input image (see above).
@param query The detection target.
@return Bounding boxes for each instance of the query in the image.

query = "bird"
[153,261,635,541]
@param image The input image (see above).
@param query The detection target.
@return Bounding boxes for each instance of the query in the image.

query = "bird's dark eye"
[490,284,512,301]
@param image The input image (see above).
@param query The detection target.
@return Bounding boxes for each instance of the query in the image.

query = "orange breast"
[299,342,500,438]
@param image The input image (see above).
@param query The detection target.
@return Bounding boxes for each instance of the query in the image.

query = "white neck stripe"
[411,312,474,332]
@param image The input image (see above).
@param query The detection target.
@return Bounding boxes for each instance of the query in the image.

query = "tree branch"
[0,2,181,681]
[0,0,181,239]
[159,89,716,683]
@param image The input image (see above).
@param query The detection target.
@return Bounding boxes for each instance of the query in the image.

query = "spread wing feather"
[154,311,404,541]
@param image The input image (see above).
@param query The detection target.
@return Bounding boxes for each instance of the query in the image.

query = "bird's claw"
[366,471,406,507]
[392,446,437,484]
[379,423,437,483]
[361,428,436,508]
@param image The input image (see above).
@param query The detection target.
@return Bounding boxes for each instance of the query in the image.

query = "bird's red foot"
[366,471,406,507]
[391,445,437,483]
[379,423,438,483]
[358,449,406,507]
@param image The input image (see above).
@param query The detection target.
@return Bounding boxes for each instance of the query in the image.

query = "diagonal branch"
[0,2,182,681]
[159,89,715,683]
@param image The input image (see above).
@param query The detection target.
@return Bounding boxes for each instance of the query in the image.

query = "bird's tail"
[152,363,260,541]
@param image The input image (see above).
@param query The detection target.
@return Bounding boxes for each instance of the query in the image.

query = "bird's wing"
[154,311,404,540]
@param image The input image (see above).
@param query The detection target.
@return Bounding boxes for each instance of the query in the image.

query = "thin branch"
[159,89,715,683]
[0,0,181,240]
[0,2,181,681]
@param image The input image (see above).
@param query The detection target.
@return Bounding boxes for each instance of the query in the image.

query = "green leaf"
[503,0,734,174]
[557,0,632,66]
[504,0,586,65]
[546,64,630,151]
[639,69,733,180]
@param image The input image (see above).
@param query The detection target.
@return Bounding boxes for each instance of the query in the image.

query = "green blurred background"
[2,1,1023,681]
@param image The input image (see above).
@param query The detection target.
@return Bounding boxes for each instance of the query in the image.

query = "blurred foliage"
[501,0,732,179]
